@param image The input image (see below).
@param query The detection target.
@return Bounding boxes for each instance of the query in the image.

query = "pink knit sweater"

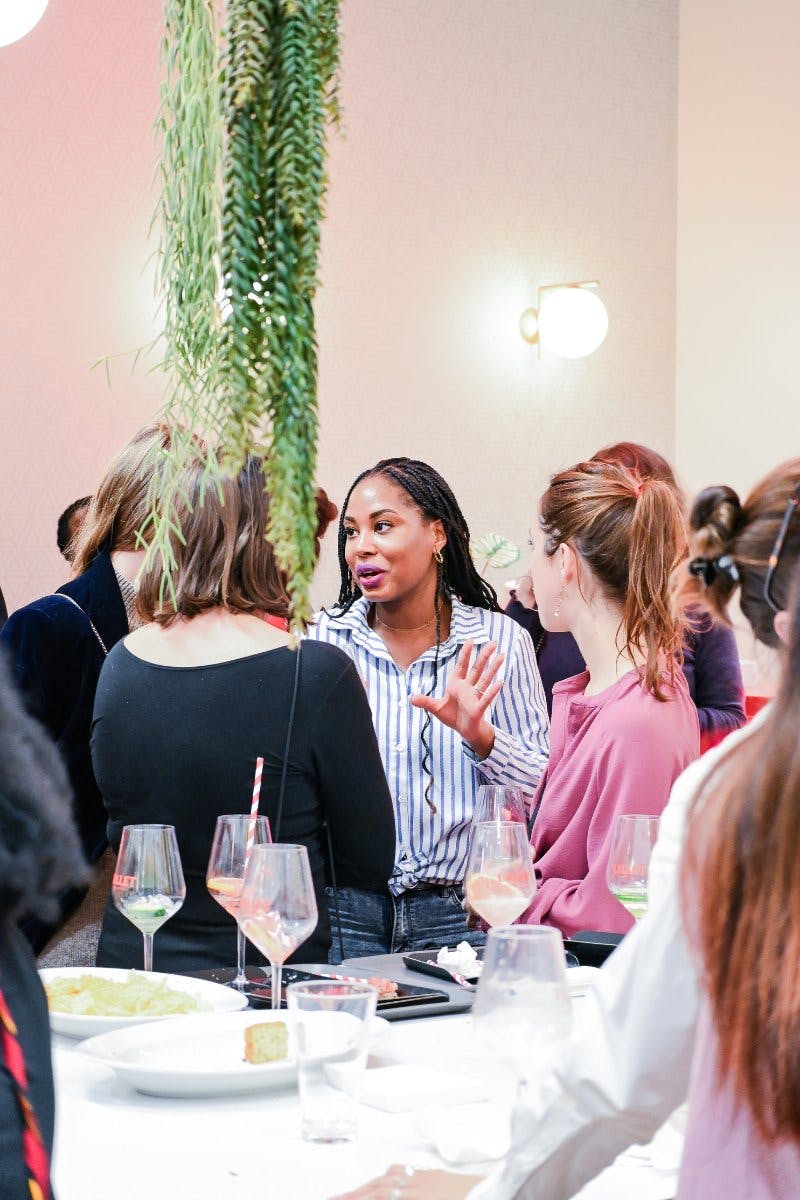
[523,668,699,936]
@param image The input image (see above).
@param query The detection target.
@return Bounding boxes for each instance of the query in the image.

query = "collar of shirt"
[324,595,492,661]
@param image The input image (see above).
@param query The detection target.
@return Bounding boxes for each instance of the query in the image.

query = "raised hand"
[410,640,504,760]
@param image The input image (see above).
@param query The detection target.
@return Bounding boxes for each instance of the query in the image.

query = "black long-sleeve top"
[91,639,396,972]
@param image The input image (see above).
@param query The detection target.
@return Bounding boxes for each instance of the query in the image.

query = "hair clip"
[688,554,740,587]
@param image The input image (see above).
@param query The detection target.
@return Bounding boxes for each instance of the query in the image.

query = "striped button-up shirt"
[307,597,549,894]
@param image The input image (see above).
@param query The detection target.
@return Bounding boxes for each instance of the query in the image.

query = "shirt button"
[397,796,409,807]
[395,742,407,752]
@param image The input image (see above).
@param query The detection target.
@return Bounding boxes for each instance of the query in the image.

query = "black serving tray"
[402,948,484,984]
[242,967,450,1012]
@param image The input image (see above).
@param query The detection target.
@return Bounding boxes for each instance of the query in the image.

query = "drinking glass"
[239,844,318,1009]
[471,926,572,1091]
[111,824,186,971]
[287,980,377,1143]
[473,785,527,826]
[465,821,537,927]
[606,814,660,921]
[206,814,272,988]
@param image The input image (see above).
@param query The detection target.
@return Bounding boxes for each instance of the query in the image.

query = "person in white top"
[308,457,548,958]
[332,456,800,1200]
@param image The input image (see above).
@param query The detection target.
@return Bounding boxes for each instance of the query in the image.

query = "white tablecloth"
[51,1006,679,1200]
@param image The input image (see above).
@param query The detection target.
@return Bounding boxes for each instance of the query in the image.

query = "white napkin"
[414,1100,512,1166]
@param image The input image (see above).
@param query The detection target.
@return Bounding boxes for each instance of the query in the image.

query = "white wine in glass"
[606,814,660,921]
[239,844,318,1010]
[112,824,186,971]
[465,821,536,927]
[207,814,272,988]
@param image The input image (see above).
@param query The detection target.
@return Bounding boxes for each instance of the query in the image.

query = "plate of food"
[78,1009,390,1098]
[40,966,248,1039]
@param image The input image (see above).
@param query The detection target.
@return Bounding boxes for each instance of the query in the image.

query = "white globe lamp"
[0,1,48,48]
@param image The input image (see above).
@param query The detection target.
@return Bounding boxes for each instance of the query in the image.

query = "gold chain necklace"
[374,609,437,634]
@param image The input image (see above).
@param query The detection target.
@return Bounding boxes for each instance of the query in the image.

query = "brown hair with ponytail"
[539,459,687,699]
[680,459,800,1140]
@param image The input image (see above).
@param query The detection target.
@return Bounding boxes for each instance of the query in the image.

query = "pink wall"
[1,1,679,612]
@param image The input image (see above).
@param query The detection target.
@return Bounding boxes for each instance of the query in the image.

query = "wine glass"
[473,785,527,826]
[606,814,660,922]
[465,821,537,927]
[206,814,272,989]
[238,844,318,1010]
[111,824,186,972]
[471,926,572,1095]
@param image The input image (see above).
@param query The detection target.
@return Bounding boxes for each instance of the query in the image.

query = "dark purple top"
[505,599,746,737]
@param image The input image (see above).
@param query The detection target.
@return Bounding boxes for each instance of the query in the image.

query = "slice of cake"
[244,1021,289,1064]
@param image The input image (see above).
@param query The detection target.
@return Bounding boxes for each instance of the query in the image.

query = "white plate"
[78,1010,391,1098]
[40,967,248,1039]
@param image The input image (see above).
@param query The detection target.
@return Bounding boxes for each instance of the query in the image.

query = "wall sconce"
[519,281,608,359]
[0,0,48,48]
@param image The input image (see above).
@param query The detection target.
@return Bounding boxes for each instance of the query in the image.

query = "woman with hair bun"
[518,457,700,935]
[309,457,549,958]
[331,467,800,1200]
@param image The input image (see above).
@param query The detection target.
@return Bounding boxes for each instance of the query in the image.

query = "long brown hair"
[680,459,800,1141]
[539,459,687,699]
[71,424,172,576]
[136,454,289,625]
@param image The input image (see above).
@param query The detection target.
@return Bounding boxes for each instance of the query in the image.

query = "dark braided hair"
[333,458,501,812]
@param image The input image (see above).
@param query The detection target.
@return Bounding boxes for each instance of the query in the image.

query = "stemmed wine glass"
[606,814,660,922]
[465,821,537,927]
[112,824,186,972]
[471,926,572,1098]
[238,844,318,1010]
[472,785,527,826]
[206,814,272,989]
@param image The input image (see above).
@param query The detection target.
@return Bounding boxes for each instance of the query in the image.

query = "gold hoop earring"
[434,548,444,564]
[553,584,567,618]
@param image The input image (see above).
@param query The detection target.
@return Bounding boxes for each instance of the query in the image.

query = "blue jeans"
[326,886,486,963]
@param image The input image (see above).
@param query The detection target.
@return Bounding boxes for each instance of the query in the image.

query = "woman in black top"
[92,455,396,973]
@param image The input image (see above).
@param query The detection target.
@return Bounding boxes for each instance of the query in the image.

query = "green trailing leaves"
[153,0,341,629]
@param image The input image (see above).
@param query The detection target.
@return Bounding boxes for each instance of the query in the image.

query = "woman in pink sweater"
[522,458,699,935]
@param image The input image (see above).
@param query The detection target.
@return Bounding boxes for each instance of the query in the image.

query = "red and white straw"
[244,756,264,872]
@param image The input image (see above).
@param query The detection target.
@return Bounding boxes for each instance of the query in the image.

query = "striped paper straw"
[244,757,264,871]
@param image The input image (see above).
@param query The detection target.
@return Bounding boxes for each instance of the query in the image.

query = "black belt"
[404,880,460,895]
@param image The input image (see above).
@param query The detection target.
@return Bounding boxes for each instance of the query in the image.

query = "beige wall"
[675,0,800,501]
[1,2,679,613]
[675,0,800,688]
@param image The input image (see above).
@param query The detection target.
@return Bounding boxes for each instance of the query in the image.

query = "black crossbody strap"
[50,594,108,656]
[272,642,302,843]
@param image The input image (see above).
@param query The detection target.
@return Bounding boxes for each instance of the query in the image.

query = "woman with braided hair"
[308,457,549,958]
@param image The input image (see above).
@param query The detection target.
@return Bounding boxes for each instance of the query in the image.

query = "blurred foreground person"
[0,652,86,1199]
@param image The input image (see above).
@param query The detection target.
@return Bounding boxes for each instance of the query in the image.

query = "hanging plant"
[149,0,342,628]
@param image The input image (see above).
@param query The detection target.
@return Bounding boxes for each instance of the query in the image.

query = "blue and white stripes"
[307,598,549,894]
